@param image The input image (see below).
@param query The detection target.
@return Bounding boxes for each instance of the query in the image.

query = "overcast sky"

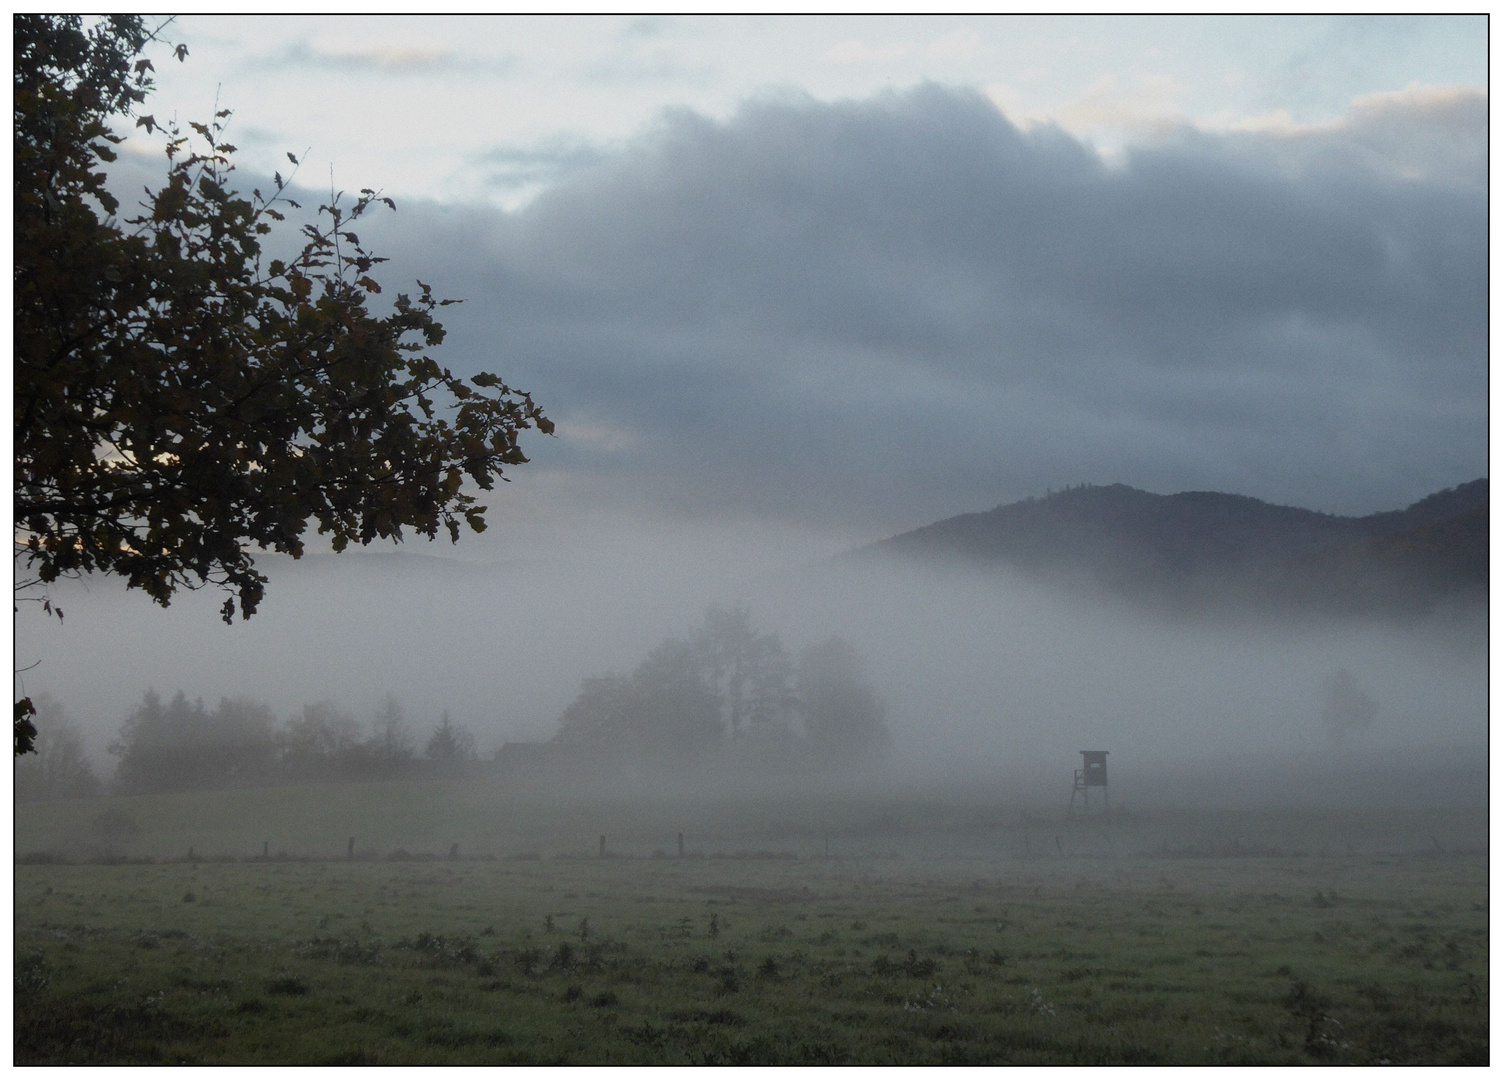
[119,14,1487,545]
[142,15,1486,210]
[26,16,1491,752]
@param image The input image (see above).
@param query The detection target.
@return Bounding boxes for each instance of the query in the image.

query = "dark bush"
[265,976,310,997]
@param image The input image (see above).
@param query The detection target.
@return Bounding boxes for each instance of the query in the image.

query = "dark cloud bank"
[365,82,1484,534]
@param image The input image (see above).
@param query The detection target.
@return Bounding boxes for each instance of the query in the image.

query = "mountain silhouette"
[857,479,1487,618]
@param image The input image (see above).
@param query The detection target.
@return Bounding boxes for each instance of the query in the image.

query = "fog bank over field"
[15,516,840,757]
[773,556,1485,771]
[29,60,1482,814]
[18,507,1484,799]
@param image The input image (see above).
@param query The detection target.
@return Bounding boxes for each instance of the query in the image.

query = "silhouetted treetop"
[14,15,552,754]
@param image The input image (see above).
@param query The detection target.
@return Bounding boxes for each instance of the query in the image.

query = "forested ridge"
[860,479,1487,617]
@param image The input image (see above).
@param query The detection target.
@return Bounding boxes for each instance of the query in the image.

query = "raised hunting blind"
[1070,750,1109,812]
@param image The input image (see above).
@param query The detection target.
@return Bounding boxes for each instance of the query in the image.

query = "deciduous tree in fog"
[367,695,416,777]
[797,636,891,767]
[554,674,637,754]
[13,694,100,802]
[693,605,796,742]
[554,643,722,767]
[553,609,888,773]
[280,701,366,781]
[628,640,727,764]
[13,15,551,755]
[1319,669,1378,742]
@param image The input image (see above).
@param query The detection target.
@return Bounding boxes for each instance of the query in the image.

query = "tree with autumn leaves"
[14,16,552,753]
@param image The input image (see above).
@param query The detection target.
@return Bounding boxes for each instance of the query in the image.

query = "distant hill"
[856,479,1487,618]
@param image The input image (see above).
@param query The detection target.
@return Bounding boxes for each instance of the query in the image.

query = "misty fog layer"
[20,519,1484,799]
[30,80,1485,810]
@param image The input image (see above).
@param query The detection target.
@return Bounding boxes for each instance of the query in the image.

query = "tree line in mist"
[16,606,891,801]
[14,692,482,802]
[550,605,890,772]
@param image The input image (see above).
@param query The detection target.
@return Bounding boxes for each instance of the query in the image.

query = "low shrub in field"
[871,950,941,979]
[400,932,480,967]
[17,852,68,865]
[265,976,310,997]
[15,951,51,993]
[296,937,384,966]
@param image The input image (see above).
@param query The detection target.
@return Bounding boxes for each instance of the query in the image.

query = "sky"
[120,14,1486,541]
[141,15,1486,210]
[21,15,1490,759]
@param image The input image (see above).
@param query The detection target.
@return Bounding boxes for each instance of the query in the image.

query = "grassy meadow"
[13,780,1489,1065]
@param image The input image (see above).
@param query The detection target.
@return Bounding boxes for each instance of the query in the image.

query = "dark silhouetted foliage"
[14,14,550,754]
[15,698,38,756]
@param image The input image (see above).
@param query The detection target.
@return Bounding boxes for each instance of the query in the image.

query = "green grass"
[13,787,1489,1064]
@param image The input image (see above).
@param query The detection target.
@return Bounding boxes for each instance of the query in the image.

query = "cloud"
[1051,73,1188,134]
[475,137,609,192]
[925,30,981,63]
[580,29,720,88]
[825,39,912,65]
[621,16,672,38]
[268,40,511,76]
[1218,84,1486,188]
[360,83,1483,533]
[554,416,641,453]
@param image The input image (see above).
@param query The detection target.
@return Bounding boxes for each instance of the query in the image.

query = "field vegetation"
[13,784,1488,1065]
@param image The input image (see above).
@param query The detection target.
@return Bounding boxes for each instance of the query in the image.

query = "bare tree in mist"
[1319,669,1379,742]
